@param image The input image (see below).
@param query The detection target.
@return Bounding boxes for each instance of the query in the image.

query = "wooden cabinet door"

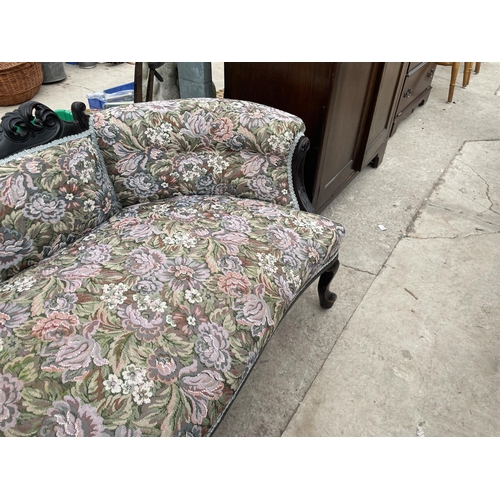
[361,62,406,169]
[312,63,375,213]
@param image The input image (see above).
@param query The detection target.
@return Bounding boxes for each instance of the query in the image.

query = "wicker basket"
[0,62,43,106]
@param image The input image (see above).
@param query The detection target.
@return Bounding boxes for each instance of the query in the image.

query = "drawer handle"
[427,68,435,78]
[403,88,413,98]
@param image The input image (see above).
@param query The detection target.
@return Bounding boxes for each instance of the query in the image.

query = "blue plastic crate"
[87,82,134,109]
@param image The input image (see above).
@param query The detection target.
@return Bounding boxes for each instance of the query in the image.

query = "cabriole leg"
[318,258,340,309]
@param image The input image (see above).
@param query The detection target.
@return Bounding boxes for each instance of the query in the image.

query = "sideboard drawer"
[396,62,436,116]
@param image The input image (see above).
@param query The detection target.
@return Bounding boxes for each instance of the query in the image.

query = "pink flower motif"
[19,157,48,176]
[0,303,30,337]
[40,320,108,383]
[247,175,279,201]
[239,151,280,178]
[233,283,275,337]
[0,174,27,208]
[0,227,33,272]
[297,239,325,267]
[147,347,179,384]
[123,223,161,243]
[57,263,102,293]
[181,368,225,401]
[39,395,105,437]
[178,360,225,424]
[209,117,234,141]
[125,247,167,277]
[111,217,142,230]
[213,231,249,255]
[31,312,79,342]
[239,105,271,129]
[195,322,232,372]
[239,151,268,177]
[217,272,251,298]
[0,373,23,432]
[180,111,211,138]
[93,112,105,128]
[172,304,208,337]
[113,143,148,176]
[112,425,142,437]
[118,305,165,342]
[266,224,301,251]
[220,215,251,233]
[162,257,210,291]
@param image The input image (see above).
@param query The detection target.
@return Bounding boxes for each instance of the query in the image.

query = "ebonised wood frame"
[0,101,89,161]
[292,135,340,310]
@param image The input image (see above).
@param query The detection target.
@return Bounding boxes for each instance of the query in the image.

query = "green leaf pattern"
[0,130,120,282]
[0,195,344,436]
[0,99,346,436]
[94,98,304,208]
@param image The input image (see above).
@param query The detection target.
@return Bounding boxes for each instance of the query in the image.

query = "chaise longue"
[0,98,344,436]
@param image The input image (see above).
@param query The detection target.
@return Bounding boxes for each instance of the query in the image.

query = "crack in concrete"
[456,158,500,217]
[425,201,500,228]
[406,140,500,238]
[407,230,500,241]
[341,264,377,276]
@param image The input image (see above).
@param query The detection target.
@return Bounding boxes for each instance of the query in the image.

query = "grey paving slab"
[283,139,500,437]
[213,266,375,436]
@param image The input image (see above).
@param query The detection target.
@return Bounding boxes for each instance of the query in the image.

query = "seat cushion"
[0,195,344,436]
[0,122,120,282]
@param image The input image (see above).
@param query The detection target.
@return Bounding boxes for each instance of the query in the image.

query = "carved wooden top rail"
[0,101,89,161]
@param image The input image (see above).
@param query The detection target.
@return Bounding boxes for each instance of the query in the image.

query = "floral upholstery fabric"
[93,98,305,209]
[0,127,120,282]
[0,195,344,436]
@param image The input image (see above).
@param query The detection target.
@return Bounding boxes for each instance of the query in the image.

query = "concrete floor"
[1,62,498,437]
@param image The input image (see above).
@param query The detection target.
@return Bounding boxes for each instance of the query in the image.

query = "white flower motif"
[80,168,93,184]
[165,314,176,327]
[285,268,302,288]
[122,364,147,386]
[0,338,4,352]
[100,283,128,310]
[267,131,293,154]
[145,122,173,144]
[132,294,169,314]
[83,199,96,212]
[185,288,203,304]
[162,232,197,249]
[257,253,278,274]
[207,154,229,175]
[103,374,123,394]
[293,217,324,235]
[12,276,36,292]
[0,282,14,292]
[132,380,154,405]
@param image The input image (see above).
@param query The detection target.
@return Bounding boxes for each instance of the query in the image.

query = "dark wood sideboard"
[224,62,436,213]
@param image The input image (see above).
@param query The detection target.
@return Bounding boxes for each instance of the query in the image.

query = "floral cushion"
[93,98,305,209]
[0,195,344,436]
[0,122,120,282]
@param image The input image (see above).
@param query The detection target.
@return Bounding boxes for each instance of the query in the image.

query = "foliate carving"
[0,101,90,160]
